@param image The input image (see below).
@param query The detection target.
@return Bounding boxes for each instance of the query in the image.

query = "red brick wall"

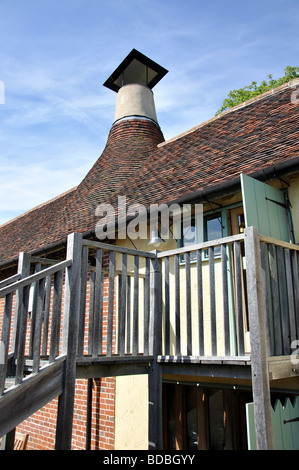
[17,377,116,450]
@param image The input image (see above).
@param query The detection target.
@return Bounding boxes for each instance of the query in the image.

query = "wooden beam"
[244,226,274,450]
[268,355,299,380]
[55,233,83,450]
[148,254,163,450]
[0,259,71,298]
[157,233,245,258]
[82,239,156,258]
[148,361,163,450]
[0,357,65,438]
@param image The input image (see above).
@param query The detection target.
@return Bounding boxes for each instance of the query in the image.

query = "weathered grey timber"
[209,246,216,356]
[0,357,65,438]
[221,244,230,355]
[244,226,274,450]
[55,232,83,450]
[148,254,163,450]
[0,293,12,394]
[0,228,298,449]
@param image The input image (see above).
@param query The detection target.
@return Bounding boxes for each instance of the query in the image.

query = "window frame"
[178,202,243,262]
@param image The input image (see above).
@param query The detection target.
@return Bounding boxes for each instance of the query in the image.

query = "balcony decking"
[0,227,298,449]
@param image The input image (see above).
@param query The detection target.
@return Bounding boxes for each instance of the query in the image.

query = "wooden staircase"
[0,233,160,449]
[1,228,298,450]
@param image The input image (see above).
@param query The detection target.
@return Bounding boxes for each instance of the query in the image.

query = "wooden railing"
[1,228,298,391]
[0,254,71,395]
[78,240,157,359]
[0,228,298,449]
[259,234,299,357]
[157,233,248,358]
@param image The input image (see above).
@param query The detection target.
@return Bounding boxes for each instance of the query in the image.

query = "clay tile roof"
[0,78,299,266]
[0,119,164,265]
[117,78,299,208]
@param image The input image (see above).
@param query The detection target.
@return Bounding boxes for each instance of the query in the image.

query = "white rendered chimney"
[113,83,157,123]
[103,49,168,125]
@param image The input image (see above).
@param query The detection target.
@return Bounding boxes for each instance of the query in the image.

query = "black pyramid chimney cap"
[103,49,168,93]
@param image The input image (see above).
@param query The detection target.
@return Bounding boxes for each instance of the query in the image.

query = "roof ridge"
[158,77,299,147]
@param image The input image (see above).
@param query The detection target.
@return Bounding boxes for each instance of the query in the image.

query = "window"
[179,204,244,257]
[179,211,223,259]
[204,212,223,242]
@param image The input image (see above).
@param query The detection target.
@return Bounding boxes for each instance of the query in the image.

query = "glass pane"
[181,221,197,262]
[208,389,225,450]
[166,385,176,450]
[204,214,222,256]
[183,224,196,246]
[206,216,222,241]
[186,387,198,450]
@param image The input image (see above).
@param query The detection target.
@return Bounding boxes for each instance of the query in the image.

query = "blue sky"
[0,0,298,224]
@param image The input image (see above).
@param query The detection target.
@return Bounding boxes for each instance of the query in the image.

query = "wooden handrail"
[259,234,299,251]
[157,233,245,258]
[82,239,156,258]
[0,259,72,298]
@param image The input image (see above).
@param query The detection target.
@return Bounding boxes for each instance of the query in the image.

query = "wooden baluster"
[132,255,139,356]
[33,277,46,373]
[106,251,115,357]
[197,249,204,356]
[49,270,63,363]
[126,275,131,354]
[221,244,230,356]
[118,253,127,356]
[174,254,181,356]
[29,262,41,357]
[88,270,95,356]
[0,293,13,395]
[164,256,170,356]
[277,247,290,354]
[15,284,30,385]
[209,246,216,356]
[285,249,296,349]
[234,241,245,356]
[185,251,192,355]
[144,258,150,355]
[78,245,88,358]
[268,244,282,355]
[41,275,52,357]
[93,249,103,357]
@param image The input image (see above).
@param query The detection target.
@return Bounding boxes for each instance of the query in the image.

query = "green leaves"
[215,66,299,115]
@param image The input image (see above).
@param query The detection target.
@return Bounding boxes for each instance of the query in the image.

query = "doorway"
[163,383,252,450]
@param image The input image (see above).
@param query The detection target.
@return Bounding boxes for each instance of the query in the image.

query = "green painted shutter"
[241,174,290,242]
[246,398,299,450]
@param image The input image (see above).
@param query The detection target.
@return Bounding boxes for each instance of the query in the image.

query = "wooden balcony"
[0,227,298,449]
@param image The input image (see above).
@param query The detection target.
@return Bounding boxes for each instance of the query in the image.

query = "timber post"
[148,252,163,450]
[55,232,83,450]
[244,226,274,450]
[11,252,31,361]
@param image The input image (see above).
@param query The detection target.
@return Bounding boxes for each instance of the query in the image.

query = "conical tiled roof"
[0,118,164,265]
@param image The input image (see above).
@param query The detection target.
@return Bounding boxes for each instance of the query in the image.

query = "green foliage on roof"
[215,66,299,115]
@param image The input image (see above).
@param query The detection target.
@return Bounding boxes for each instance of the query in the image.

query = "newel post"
[55,232,83,450]
[148,252,163,450]
[244,226,274,450]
